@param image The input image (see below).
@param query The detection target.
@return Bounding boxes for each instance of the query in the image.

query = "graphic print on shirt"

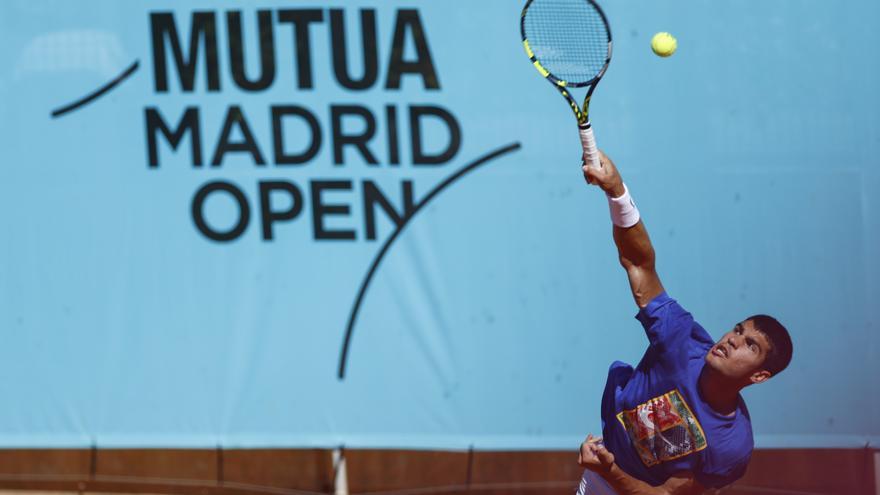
[616,389,707,467]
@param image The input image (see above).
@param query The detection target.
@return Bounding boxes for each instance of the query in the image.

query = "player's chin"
[704,353,743,378]
[704,351,725,370]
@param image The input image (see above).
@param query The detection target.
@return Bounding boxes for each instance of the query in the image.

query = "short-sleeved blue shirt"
[600,292,753,488]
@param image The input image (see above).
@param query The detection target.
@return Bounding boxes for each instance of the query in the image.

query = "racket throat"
[580,95,592,125]
[575,100,591,126]
[572,105,590,126]
[576,107,591,127]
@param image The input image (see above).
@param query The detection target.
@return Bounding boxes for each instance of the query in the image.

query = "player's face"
[705,319,773,383]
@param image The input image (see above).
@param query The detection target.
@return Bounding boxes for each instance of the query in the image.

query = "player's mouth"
[712,345,729,358]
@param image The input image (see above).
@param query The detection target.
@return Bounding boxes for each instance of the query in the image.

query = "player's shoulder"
[637,292,712,351]
[638,291,680,314]
[636,292,693,328]
[689,320,715,349]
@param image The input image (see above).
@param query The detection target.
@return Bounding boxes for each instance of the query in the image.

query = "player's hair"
[746,314,793,376]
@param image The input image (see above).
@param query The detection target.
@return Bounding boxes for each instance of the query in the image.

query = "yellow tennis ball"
[651,32,677,57]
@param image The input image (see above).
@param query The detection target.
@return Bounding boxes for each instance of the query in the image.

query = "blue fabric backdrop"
[0,0,877,449]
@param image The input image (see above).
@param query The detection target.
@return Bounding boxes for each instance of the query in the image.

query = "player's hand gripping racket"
[520,0,612,170]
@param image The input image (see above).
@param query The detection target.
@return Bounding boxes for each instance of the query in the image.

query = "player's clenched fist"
[583,150,625,198]
[578,434,615,473]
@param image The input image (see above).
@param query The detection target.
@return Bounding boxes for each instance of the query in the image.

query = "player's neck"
[698,366,741,416]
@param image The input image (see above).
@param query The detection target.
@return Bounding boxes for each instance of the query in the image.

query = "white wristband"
[607,184,640,228]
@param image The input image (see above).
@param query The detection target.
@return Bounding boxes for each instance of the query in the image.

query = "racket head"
[521,0,612,88]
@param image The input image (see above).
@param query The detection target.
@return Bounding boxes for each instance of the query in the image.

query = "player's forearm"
[613,221,655,269]
[584,152,661,300]
[600,168,653,268]
[600,464,670,495]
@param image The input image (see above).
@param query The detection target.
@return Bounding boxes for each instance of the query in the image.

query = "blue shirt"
[600,292,753,488]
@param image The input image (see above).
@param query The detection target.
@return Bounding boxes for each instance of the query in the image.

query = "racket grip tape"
[578,124,601,170]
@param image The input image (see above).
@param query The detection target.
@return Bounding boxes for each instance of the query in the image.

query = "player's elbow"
[618,249,655,271]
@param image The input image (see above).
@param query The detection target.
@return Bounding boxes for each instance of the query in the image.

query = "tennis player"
[574,151,793,495]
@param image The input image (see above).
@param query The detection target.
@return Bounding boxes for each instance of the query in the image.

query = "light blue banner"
[0,0,877,449]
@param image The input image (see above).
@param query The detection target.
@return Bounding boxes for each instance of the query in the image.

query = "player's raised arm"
[583,152,664,308]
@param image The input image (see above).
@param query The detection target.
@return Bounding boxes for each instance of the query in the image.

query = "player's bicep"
[661,472,706,495]
[622,263,664,308]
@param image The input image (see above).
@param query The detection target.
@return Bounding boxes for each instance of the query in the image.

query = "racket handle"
[578,123,601,170]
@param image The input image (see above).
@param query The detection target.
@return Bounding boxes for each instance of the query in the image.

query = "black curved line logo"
[337,142,522,380]
[51,60,140,118]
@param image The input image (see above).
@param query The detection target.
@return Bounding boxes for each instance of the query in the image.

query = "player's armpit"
[661,471,706,495]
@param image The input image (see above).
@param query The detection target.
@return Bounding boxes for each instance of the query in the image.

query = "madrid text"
[145,8,461,242]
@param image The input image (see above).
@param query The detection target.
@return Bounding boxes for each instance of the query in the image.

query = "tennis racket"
[520,0,612,170]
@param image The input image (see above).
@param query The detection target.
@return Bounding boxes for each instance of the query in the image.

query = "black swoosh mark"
[337,142,522,380]
[51,60,140,118]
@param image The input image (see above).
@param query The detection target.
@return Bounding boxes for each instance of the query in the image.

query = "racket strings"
[523,0,609,84]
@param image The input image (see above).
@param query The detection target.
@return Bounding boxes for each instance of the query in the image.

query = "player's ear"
[750,369,771,384]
